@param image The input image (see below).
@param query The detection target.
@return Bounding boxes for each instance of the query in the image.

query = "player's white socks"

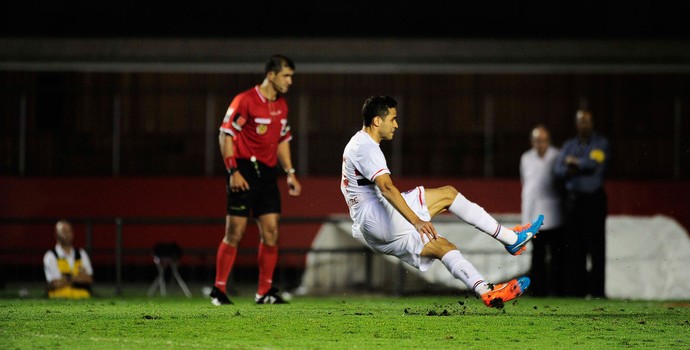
[441,250,492,295]
[448,193,518,245]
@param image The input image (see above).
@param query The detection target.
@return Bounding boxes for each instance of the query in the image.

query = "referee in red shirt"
[211,55,302,305]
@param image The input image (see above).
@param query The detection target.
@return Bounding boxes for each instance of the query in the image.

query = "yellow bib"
[48,249,91,299]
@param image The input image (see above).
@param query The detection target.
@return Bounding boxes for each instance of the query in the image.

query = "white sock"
[448,193,517,245]
[441,250,491,295]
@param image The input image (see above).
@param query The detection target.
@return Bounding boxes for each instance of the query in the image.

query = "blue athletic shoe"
[505,214,544,255]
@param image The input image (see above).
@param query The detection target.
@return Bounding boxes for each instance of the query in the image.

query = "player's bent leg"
[419,236,456,259]
[438,248,491,297]
[420,237,529,308]
[445,190,526,246]
[423,186,459,218]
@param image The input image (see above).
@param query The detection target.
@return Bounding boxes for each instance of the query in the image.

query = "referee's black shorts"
[226,158,281,218]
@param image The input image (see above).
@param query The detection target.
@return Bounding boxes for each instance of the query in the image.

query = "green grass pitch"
[2,294,689,349]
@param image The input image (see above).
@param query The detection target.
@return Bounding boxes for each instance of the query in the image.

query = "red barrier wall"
[2,177,689,267]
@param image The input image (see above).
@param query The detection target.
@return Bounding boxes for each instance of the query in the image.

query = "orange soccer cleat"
[481,276,531,308]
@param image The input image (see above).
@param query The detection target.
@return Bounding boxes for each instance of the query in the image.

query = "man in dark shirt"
[554,109,610,298]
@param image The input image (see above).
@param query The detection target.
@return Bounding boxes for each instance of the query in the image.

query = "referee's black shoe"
[210,286,233,306]
[255,288,288,304]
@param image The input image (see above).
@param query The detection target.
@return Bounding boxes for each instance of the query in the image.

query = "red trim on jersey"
[254,86,266,103]
[418,187,423,206]
[370,168,387,181]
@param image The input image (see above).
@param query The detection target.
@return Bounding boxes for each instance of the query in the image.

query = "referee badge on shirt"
[254,118,271,135]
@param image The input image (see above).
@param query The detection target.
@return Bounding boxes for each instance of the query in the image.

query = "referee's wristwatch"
[228,168,238,176]
[285,168,296,175]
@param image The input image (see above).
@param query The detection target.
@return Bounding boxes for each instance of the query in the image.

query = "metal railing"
[0,216,343,296]
[1,215,526,296]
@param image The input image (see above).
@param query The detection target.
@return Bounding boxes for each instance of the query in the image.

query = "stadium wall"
[1,177,689,269]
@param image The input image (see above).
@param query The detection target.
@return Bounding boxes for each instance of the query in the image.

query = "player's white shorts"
[358,186,435,271]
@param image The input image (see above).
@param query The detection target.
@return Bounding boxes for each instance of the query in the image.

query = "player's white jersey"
[340,130,434,271]
[341,131,391,236]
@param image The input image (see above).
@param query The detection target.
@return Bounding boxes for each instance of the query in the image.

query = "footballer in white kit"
[341,130,435,271]
[339,95,545,308]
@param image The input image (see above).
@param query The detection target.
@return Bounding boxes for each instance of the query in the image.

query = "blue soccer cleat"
[505,214,544,255]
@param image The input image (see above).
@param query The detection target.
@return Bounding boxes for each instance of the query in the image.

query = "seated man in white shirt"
[43,220,93,299]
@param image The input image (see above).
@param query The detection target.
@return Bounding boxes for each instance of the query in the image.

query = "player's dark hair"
[265,54,295,75]
[362,95,397,126]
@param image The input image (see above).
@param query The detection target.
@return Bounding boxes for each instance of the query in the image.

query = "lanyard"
[250,155,261,178]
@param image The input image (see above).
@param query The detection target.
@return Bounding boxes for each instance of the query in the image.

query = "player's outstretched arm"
[374,174,437,241]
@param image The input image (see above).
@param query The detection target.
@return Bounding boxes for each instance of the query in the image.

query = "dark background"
[2,1,690,179]
[3,1,690,39]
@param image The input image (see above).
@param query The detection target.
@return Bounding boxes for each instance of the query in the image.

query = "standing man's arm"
[373,174,437,241]
[576,138,609,176]
[219,131,249,192]
[276,141,301,196]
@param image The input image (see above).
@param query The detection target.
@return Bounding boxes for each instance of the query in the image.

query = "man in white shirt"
[341,95,544,308]
[520,125,564,296]
[43,220,93,299]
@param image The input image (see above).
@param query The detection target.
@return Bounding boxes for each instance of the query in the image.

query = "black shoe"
[255,287,288,304]
[210,286,233,306]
